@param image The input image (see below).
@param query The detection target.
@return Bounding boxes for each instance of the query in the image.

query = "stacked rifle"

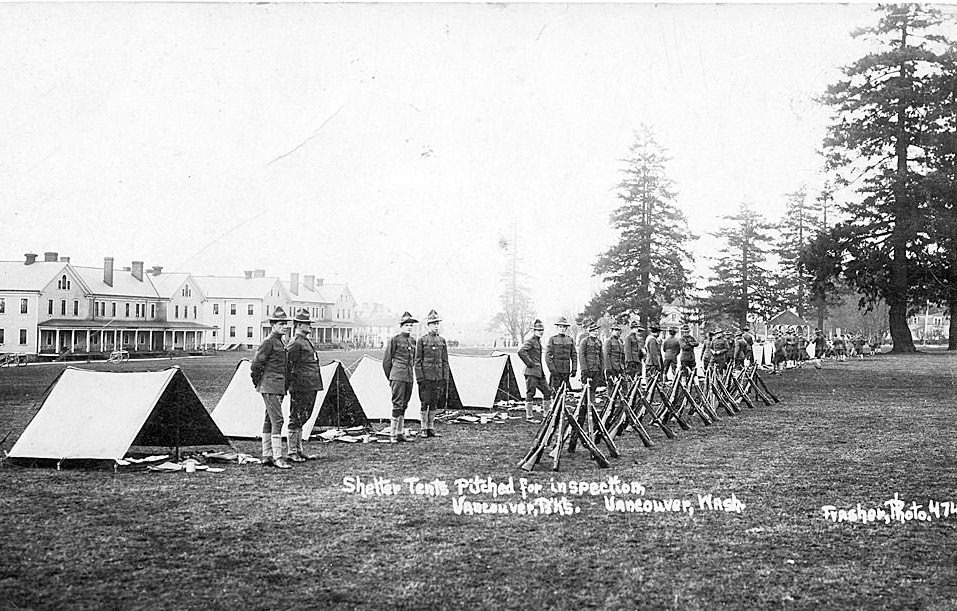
[518,364,780,472]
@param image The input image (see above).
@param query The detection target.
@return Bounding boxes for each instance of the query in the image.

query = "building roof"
[192,276,286,300]
[37,318,215,330]
[0,261,76,292]
[283,282,333,305]
[767,310,810,327]
[72,266,160,299]
[149,272,205,299]
[315,283,350,303]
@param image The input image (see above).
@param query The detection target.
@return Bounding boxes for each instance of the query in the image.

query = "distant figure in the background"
[644,324,663,379]
[833,334,847,361]
[701,331,715,371]
[603,323,625,388]
[250,306,292,469]
[710,328,730,373]
[741,325,755,366]
[623,321,645,382]
[852,334,866,360]
[285,308,322,462]
[414,309,449,438]
[661,327,680,380]
[518,318,550,422]
[545,317,577,393]
[732,330,749,370]
[383,311,418,443]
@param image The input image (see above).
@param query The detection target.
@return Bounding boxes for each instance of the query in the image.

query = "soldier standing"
[644,324,663,379]
[285,309,322,462]
[250,306,292,469]
[603,323,626,388]
[623,321,645,382]
[545,317,577,392]
[578,321,604,394]
[383,311,417,443]
[732,330,749,370]
[517,319,550,422]
[414,309,450,438]
[741,325,755,366]
[678,324,699,379]
[701,331,714,371]
[710,328,730,373]
[661,327,680,380]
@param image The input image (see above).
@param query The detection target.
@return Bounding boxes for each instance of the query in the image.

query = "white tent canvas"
[449,354,521,408]
[349,355,424,421]
[764,342,775,364]
[211,360,364,439]
[9,367,228,461]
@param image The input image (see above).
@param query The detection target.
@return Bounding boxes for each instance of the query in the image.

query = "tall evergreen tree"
[819,4,953,352]
[702,202,780,329]
[582,125,695,325]
[774,185,824,319]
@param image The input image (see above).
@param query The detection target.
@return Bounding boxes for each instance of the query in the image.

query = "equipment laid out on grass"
[518,364,782,470]
[8,366,230,466]
[211,359,367,439]
[349,354,472,421]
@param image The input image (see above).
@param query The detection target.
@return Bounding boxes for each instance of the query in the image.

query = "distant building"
[909,306,951,343]
[193,270,291,349]
[356,302,398,349]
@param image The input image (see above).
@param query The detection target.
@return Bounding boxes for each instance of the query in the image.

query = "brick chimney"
[24,253,38,265]
[316,277,324,286]
[59,256,70,263]
[289,272,299,296]
[132,261,144,282]
[150,265,163,276]
[303,274,315,291]
[44,251,58,262]
[253,269,265,278]
[244,270,253,280]
[104,257,114,287]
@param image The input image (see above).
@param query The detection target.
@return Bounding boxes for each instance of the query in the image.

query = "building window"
[212,330,217,338]
[73,300,79,316]
[0,329,4,343]
[0,298,4,314]
[175,305,180,319]
[58,274,71,290]
[229,326,236,338]
[20,298,28,314]
[193,305,197,319]
[213,303,219,315]
[247,304,254,316]
[230,304,236,315]
[60,300,66,315]
[111,302,116,317]
[48,299,54,315]
[19,329,27,344]
[150,304,155,318]
[246,326,253,338]
[182,285,191,298]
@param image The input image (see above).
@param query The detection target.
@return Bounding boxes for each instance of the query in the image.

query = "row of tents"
[6,353,523,463]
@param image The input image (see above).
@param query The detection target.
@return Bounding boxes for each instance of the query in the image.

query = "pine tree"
[819,4,953,352]
[582,125,695,325]
[774,185,825,319]
[702,202,781,329]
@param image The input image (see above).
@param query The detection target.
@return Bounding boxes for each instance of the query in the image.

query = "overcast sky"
[1,2,896,325]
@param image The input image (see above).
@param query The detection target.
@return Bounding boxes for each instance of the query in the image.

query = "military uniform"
[250,307,291,468]
[710,332,731,371]
[414,311,450,436]
[623,325,645,379]
[286,309,323,461]
[645,329,663,377]
[545,319,577,392]
[678,328,699,376]
[602,332,625,385]
[383,312,418,441]
[661,331,680,379]
[732,334,749,368]
[518,327,551,410]
[578,333,604,392]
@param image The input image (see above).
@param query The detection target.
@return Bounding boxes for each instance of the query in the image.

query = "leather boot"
[427,409,440,436]
[286,430,306,462]
[260,434,273,466]
[396,415,411,442]
[294,429,318,460]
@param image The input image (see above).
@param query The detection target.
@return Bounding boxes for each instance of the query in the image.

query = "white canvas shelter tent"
[211,360,366,439]
[8,366,229,463]
[492,349,583,392]
[449,354,522,407]
[349,355,424,421]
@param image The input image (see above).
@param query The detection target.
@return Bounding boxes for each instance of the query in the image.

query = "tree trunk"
[888,298,916,352]
[949,298,957,351]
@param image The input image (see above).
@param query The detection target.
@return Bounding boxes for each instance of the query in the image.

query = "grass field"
[1,350,956,610]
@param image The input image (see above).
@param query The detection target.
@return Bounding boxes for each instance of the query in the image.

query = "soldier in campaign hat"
[623,320,645,381]
[383,311,418,443]
[285,308,323,462]
[517,318,550,422]
[414,309,449,438]
[710,327,731,372]
[603,322,625,387]
[644,324,663,378]
[661,327,681,380]
[545,317,577,393]
[250,306,292,469]
[678,323,699,380]
[578,321,604,394]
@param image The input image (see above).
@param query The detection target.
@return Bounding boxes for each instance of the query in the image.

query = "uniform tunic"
[662,335,680,376]
[545,333,577,391]
[603,336,625,377]
[645,334,663,373]
[678,334,699,371]
[286,333,323,430]
[415,331,450,412]
[383,333,416,417]
[624,331,645,375]
[251,331,287,435]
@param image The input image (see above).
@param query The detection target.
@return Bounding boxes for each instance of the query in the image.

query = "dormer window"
[57,274,71,290]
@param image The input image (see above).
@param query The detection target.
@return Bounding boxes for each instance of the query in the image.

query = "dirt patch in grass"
[2,351,956,609]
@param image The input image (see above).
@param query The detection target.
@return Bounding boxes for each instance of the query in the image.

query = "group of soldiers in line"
[762,326,884,371]
[513,317,755,422]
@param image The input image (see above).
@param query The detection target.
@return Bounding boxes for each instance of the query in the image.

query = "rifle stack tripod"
[517,364,780,472]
